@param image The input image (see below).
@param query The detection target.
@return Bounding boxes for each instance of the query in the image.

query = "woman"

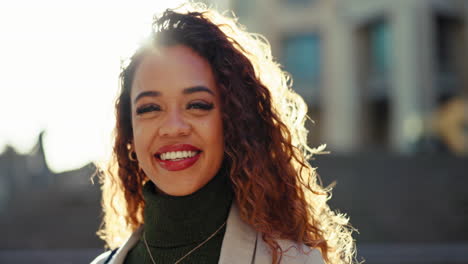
[92,3,357,264]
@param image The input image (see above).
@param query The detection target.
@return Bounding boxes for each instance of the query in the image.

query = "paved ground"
[1,243,468,264]
[0,249,102,264]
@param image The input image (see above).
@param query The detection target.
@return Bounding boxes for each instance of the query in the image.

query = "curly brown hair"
[97,3,357,264]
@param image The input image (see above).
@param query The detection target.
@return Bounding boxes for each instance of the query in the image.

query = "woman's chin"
[148,175,211,197]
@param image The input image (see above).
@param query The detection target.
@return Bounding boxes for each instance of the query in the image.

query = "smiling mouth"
[155,150,202,161]
[154,144,202,171]
[154,151,202,171]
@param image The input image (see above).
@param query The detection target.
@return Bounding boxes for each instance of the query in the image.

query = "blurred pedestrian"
[431,94,468,155]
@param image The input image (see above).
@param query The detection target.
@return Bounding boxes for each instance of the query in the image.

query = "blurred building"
[211,0,468,154]
[0,132,52,212]
[0,132,102,250]
[0,132,96,199]
[200,1,468,262]
[0,131,98,211]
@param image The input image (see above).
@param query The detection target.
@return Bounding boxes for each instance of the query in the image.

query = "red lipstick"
[155,144,201,171]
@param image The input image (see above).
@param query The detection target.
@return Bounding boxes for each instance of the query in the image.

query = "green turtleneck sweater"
[124,169,233,264]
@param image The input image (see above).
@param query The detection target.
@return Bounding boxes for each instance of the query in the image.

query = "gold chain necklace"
[142,221,227,264]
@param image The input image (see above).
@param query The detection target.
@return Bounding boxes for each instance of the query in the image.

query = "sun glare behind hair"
[0,0,186,173]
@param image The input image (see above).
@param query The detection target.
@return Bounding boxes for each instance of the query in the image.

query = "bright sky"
[0,0,186,173]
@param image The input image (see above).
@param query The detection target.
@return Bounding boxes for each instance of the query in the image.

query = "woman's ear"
[127,140,137,162]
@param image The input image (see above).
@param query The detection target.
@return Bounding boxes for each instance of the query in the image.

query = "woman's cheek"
[133,122,154,152]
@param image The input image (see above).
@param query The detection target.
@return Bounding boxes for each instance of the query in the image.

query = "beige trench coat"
[90,203,325,264]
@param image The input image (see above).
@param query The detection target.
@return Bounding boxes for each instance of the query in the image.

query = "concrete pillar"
[207,0,231,12]
[465,6,468,69]
[389,1,431,153]
[253,0,274,41]
[321,8,361,152]
[464,2,468,153]
[416,1,438,148]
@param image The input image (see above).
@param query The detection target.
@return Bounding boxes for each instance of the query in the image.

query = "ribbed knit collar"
[142,167,233,247]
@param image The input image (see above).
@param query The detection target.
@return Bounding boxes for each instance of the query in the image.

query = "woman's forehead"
[131,45,218,96]
[142,46,208,70]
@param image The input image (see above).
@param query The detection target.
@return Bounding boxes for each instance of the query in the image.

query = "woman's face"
[130,45,224,196]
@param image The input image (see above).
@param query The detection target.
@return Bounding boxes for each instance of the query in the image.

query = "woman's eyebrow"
[183,86,214,95]
[134,91,161,104]
[134,86,214,104]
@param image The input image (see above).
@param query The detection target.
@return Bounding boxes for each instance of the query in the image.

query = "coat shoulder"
[279,240,325,264]
[302,247,326,264]
[90,250,112,264]
[256,236,325,264]
[89,227,143,264]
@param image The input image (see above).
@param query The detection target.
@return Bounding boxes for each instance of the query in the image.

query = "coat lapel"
[96,201,323,264]
[108,226,143,264]
[105,202,258,264]
[218,202,258,264]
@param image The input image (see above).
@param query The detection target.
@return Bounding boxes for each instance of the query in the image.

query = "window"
[357,19,392,150]
[435,15,464,99]
[282,33,321,102]
[367,20,392,100]
[370,21,391,76]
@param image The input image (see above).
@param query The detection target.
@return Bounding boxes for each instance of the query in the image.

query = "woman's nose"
[158,110,191,137]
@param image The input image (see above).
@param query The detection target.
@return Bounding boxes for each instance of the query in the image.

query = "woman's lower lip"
[156,153,201,171]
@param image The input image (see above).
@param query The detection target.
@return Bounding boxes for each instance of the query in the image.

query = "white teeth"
[159,151,198,161]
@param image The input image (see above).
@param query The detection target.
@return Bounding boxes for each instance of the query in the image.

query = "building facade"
[211,0,468,154]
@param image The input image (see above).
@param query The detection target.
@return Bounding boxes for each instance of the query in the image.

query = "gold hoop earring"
[128,150,138,162]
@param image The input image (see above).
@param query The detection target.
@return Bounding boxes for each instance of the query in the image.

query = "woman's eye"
[136,104,161,115]
[187,102,214,111]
